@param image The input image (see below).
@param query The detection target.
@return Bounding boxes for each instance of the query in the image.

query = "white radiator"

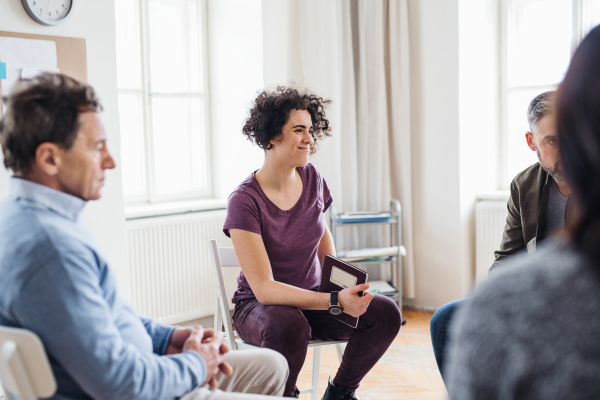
[475,195,509,282]
[126,210,231,324]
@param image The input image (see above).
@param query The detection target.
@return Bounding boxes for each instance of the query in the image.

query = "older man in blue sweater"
[0,73,288,400]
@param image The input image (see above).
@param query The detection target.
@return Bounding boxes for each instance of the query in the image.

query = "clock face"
[22,0,74,26]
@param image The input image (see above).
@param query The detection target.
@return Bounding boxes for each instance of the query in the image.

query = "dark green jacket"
[490,163,576,273]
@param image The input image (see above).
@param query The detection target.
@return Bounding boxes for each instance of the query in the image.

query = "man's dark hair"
[0,73,102,174]
[556,25,600,265]
[242,86,331,155]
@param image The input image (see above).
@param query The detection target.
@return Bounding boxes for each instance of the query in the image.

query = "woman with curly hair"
[223,87,402,399]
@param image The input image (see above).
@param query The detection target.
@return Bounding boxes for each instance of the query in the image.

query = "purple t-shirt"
[223,163,333,303]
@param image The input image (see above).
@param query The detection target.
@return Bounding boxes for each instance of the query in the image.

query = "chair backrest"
[210,239,242,350]
[0,326,56,400]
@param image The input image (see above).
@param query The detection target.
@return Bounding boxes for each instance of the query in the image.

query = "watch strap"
[331,291,339,306]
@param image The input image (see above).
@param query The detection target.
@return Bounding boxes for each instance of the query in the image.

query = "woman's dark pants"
[232,294,402,397]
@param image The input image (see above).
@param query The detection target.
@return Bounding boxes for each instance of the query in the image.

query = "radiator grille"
[475,201,508,282]
[126,210,231,324]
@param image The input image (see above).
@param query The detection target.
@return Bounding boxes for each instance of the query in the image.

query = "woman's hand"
[338,283,374,318]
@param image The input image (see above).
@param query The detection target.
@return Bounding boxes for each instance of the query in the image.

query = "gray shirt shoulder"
[446,244,600,400]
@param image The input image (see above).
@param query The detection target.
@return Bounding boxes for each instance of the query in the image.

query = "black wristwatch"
[328,291,344,315]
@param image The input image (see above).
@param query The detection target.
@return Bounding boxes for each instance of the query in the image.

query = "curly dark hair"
[242,86,332,155]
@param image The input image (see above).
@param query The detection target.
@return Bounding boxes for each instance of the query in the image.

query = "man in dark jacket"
[429,91,573,384]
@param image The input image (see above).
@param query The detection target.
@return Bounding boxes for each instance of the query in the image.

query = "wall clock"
[21,0,74,26]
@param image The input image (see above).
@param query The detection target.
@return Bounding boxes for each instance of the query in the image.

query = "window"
[500,0,600,187]
[115,0,210,204]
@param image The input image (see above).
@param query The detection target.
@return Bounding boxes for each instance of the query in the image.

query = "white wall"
[406,0,464,309]
[262,0,295,87]
[208,0,266,199]
[458,0,500,294]
[405,0,499,309]
[0,0,130,295]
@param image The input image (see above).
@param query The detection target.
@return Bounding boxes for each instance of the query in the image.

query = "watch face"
[329,306,343,315]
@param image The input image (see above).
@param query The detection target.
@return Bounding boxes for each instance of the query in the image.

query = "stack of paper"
[366,280,398,295]
[338,246,406,262]
[336,212,391,223]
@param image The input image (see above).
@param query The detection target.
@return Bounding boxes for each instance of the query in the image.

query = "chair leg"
[214,293,223,334]
[311,347,321,400]
[335,343,344,364]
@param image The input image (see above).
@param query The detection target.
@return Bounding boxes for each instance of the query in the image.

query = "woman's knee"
[261,306,311,349]
[364,295,402,337]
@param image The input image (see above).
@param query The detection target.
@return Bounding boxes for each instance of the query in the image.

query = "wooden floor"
[296,309,448,400]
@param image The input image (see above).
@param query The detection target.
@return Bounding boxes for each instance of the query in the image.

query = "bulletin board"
[0,31,87,115]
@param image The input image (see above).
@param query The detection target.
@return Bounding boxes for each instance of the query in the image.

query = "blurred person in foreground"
[0,73,288,400]
[430,90,574,383]
[446,25,600,399]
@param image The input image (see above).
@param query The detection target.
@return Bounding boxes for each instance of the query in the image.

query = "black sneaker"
[320,376,358,400]
[293,388,300,398]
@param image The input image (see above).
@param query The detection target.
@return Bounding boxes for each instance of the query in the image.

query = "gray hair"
[527,91,555,134]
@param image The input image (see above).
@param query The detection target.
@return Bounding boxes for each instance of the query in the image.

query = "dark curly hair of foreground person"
[242,86,332,155]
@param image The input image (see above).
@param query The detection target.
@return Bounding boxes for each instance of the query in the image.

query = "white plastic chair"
[0,326,56,400]
[210,239,347,400]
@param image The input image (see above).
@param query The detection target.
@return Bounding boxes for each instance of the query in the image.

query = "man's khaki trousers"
[180,348,289,400]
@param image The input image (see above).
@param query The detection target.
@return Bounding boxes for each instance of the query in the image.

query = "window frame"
[498,0,595,189]
[118,0,212,205]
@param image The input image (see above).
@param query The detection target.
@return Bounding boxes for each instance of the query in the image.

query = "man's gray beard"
[536,149,565,184]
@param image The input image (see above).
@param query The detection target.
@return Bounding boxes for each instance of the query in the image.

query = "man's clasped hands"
[166,326,233,388]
